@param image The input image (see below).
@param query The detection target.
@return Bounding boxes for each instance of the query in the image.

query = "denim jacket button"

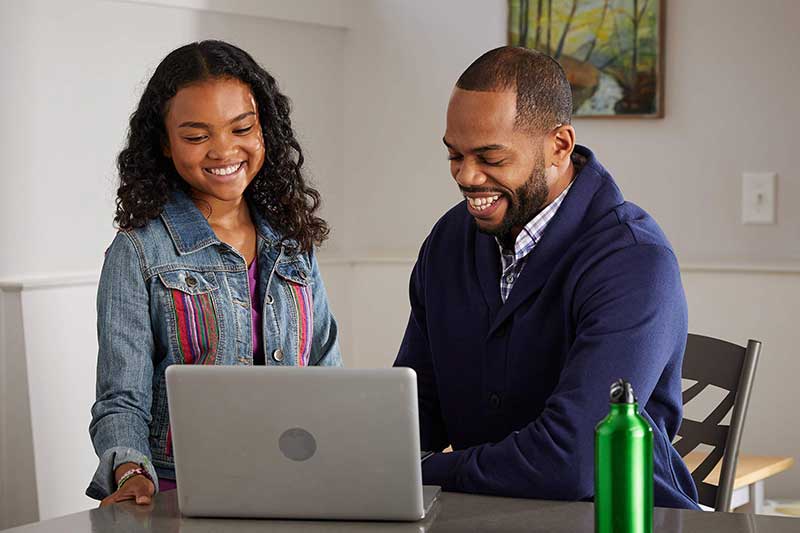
[265,294,274,305]
[185,275,197,287]
[272,348,284,362]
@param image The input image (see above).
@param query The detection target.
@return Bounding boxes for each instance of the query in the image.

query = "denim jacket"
[86,190,341,500]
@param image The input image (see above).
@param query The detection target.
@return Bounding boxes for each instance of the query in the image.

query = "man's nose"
[454,159,487,188]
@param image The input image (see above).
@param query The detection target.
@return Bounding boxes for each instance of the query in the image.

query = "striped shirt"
[497,156,584,302]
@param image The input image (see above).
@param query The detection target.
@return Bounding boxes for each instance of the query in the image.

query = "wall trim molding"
[318,256,800,275]
[678,262,800,275]
[110,0,351,30]
[3,257,800,292]
[0,272,99,292]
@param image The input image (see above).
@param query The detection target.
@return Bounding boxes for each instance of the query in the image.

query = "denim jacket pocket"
[275,261,314,366]
[158,270,221,366]
[158,270,219,293]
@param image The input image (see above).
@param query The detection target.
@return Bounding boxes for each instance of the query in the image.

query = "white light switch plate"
[742,172,777,224]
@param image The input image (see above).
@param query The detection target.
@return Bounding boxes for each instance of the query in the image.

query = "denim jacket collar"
[160,189,298,256]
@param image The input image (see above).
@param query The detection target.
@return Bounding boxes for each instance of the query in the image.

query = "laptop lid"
[165,366,435,521]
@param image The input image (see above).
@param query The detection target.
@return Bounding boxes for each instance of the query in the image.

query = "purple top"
[249,256,265,365]
[159,478,177,492]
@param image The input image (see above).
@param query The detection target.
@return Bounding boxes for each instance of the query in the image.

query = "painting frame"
[508,0,665,119]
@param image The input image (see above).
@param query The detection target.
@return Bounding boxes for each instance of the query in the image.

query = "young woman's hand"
[99,463,156,507]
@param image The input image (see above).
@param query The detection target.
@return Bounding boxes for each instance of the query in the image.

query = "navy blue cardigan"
[395,145,699,509]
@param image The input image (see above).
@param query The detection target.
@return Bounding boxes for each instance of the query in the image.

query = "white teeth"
[467,195,500,210]
[207,163,243,176]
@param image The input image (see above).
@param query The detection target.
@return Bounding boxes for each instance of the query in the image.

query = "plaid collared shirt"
[498,180,574,303]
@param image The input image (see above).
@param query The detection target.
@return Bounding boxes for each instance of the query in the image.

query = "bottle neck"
[609,403,638,415]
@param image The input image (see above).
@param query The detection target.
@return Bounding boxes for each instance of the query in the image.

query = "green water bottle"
[595,379,653,533]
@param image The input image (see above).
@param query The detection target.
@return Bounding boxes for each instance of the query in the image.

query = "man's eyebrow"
[473,144,507,154]
[442,138,508,153]
[178,111,256,129]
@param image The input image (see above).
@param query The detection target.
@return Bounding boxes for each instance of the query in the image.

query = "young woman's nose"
[207,133,239,160]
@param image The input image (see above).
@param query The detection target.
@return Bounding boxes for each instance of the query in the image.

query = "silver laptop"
[165,366,440,521]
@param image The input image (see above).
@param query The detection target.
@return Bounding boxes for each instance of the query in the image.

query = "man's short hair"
[456,46,572,134]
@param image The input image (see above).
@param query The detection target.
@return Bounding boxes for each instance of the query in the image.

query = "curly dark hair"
[115,40,328,252]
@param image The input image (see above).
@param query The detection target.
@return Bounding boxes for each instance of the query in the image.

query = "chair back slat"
[682,381,706,404]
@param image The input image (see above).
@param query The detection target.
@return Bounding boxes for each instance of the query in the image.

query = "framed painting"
[508,0,664,118]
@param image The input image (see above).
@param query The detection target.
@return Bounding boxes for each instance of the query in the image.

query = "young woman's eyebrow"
[177,111,256,129]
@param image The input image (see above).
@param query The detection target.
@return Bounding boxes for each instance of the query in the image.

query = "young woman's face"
[163,77,266,206]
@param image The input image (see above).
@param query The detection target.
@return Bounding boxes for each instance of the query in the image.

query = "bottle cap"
[609,379,636,404]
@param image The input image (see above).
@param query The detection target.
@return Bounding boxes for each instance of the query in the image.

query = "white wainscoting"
[0,279,99,527]
[1,259,798,526]
[0,289,39,528]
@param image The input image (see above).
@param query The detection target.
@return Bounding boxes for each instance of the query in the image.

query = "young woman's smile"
[203,160,248,182]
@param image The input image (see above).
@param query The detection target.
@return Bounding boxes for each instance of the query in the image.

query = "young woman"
[86,40,341,506]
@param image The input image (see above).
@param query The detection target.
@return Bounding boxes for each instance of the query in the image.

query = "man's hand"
[99,462,155,507]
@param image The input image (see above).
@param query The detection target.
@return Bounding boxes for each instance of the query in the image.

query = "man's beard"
[478,159,549,248]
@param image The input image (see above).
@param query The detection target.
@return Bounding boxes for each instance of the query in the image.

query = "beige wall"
[336,0,800,263]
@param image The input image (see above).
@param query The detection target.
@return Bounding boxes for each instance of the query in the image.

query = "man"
[394,46,699,509]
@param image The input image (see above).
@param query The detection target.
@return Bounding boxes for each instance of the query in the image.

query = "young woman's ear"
[162,138,171,158]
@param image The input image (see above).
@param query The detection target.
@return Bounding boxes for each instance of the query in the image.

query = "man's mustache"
[459,186,507,195]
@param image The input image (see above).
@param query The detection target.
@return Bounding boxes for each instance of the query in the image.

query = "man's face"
[444,88,550,245]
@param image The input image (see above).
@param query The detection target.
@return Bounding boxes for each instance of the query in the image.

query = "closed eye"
[234,125,254,134]
[447,154,462,161]
[183,135,207,143]
[479,157,506,167]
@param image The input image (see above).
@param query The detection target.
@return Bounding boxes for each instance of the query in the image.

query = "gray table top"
[4,490,799,532]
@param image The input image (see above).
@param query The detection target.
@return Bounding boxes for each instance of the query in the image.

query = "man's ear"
[548,125,575,167]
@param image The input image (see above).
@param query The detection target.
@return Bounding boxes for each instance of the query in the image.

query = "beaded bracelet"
[117,465,153,490]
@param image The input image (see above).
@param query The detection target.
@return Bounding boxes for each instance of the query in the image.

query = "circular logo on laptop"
[279,428,317,461]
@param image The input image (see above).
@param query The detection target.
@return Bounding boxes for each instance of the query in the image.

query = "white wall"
[0,0,348,281]
[122,0,352,28]
[0,0,348,527]
[336,0,508,254]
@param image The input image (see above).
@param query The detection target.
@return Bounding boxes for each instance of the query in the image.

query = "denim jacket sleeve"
[86,231,159,500]
[307,248,342,367]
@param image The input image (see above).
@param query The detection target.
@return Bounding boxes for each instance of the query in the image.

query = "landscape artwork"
[508,0,664,117]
